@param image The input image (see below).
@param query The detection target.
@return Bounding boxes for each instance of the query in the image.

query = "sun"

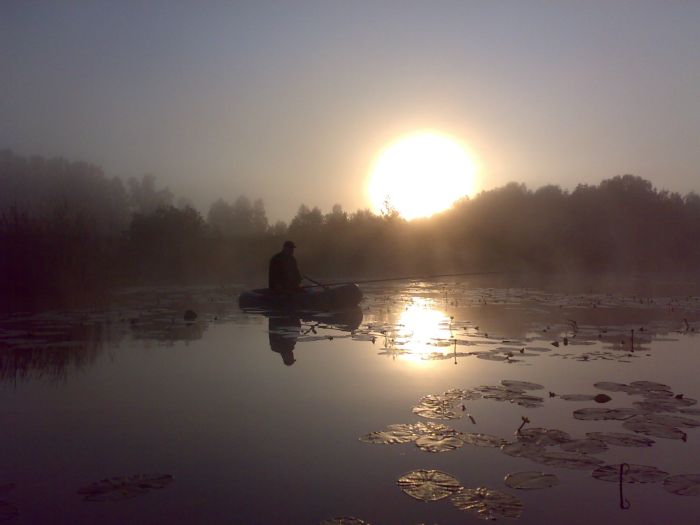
[368,131,478,220]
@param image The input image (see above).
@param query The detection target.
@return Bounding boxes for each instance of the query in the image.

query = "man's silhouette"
[268,240,302,292]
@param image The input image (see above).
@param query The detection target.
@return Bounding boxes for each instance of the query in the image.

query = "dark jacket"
[268,251,302,291]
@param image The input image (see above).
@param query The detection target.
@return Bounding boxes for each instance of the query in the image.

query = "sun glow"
[387,300,456,365]
[368,131,478,220]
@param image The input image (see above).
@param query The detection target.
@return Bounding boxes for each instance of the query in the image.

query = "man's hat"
[283,240,296,249]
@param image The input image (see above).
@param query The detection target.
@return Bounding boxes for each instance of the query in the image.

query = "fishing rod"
[301,270,509,289]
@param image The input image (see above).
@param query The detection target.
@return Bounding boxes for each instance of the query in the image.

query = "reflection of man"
[268,316,300,366]
[268,241,302,292]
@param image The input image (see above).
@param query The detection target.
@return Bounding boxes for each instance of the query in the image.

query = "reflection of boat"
[238,284,362,310]
[254,307,363,366]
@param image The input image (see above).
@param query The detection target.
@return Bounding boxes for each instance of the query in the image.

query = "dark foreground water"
[1,279,700,524]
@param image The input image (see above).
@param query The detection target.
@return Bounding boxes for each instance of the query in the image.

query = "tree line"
[1,148,699,310]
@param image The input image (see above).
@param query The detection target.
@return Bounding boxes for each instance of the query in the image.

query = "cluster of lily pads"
[0,474,173,520]
[346,377,700,523]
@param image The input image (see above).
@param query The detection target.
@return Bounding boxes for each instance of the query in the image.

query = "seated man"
[268,240,302,292]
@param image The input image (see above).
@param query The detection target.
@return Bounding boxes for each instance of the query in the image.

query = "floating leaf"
[504,471,559,490]
[501,442,546,459]
[639,413,700,428]
[397,470,462,501]
[663,474,700,496]
[319,517,370,525]
[533,451,605,470]
[560,394,597,402]
[560,438,608,454]
[77,474,173,501]
[573,407,641,421]
[359,429,416,444]
[451,487,523,520]
[412,395,461,420]
[462,433,507,448]
[634,397,697,413]
[477,353,509,361]
[629,381,671,392]
[443,388,482,401]
[517,428,572,446]
[400,421,452,435]
[501,380,544,391]
[585,432,654,447]
[622,418,686,440]
[593,382,637,393]
[510,395,544,408]
[415,434,464,453]
[592,464,669,484]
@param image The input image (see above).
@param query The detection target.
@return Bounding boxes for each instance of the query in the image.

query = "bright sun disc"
[368,131,477,220]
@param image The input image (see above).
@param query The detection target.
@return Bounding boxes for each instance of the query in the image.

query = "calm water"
[1,279,700,524]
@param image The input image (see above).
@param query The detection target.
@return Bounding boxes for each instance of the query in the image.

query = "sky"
[2,1,699,222]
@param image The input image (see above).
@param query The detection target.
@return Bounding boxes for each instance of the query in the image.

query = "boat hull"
[238,283,363,310]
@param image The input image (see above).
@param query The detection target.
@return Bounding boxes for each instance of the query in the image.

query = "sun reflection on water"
[389,299,456,364]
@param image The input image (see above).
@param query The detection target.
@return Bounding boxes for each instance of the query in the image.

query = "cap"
[283,240,296,249]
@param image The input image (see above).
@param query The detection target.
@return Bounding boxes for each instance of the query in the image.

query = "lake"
[1,278,699,524]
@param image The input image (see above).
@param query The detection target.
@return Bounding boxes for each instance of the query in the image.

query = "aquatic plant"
[396,470,462,501]
[450,487,523,520]
[77,474,173,501]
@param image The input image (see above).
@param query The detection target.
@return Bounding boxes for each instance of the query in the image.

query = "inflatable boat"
[238,283,362,310]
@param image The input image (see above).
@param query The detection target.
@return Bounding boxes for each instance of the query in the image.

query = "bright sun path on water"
[368,131,477,220]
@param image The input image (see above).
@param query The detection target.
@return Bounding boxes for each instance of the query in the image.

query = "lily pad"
[663,474,700,496]
[451,487,523,520]
[462,433,508,448]
[397,470,462,501]
[634,398,697,413]
[533,451,605,470]
[77,474,174,501]
[501,442,546,459]
[501,380,544,391]
[477,353,510,361]
[639,413,700,428]
[504,471,559,490]
[359,429,417,444]
[585,432,655,447]
[573,407,641,421]
[622,418,686,440]
[443,388,483,401]
[593,382,637,393]
[517,428,572,446]
[510,395,545,408]
[560,394,597,401]
[415,434,464,453]
[629,381,671,392]
[592,464,669,484]
[319,518,370,525]
[560,438,608,454]
[412,395,461,420]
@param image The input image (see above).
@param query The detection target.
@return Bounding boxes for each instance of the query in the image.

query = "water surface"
[1,280,699,524]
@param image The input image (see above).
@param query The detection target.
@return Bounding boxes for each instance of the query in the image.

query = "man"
[268,240,302,292]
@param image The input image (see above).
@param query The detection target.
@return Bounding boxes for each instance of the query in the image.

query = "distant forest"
[1,149,699,309]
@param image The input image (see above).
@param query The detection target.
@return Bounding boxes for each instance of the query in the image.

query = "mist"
[2,149,698,312]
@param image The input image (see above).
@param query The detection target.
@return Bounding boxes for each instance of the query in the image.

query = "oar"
[303,274,330,289]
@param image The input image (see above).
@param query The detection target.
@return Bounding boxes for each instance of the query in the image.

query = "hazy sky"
[2,1,699,221]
